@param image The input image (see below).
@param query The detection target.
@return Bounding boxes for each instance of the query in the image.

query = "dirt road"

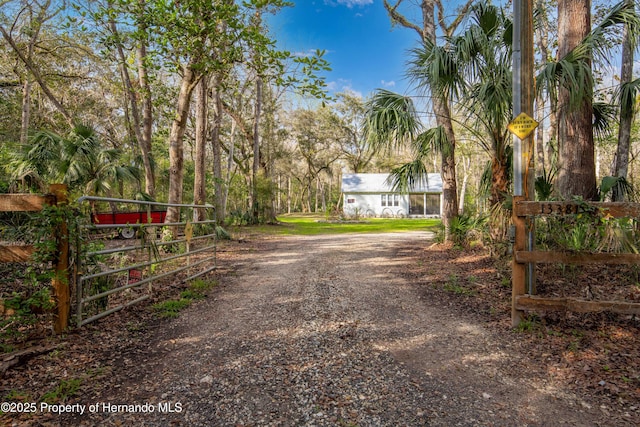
[62,232,613,426]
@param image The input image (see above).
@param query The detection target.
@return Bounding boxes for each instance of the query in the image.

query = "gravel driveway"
[62,232,611,426]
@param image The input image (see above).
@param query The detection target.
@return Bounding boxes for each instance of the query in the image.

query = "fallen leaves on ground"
[1,237,639,425]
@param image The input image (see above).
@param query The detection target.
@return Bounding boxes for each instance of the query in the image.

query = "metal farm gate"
[75,196,217,327]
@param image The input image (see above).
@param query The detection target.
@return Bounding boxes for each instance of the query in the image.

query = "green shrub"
[180,290,205,300]
[216,225,231,240]
[447,214,486,249]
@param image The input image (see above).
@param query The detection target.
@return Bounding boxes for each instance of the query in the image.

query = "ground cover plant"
[152,279,217,318]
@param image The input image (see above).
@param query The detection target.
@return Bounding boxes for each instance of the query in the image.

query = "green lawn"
[229,214,441,236]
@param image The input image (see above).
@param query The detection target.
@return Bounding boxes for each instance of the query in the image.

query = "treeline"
[0,0,390,224]
[2,0,639,232]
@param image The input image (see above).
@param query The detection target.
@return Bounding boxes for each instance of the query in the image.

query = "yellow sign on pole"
[508,112,539,139]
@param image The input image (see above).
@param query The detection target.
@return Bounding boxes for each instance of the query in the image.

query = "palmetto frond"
[599,175,635,202]
[408,39,463,100]
[615,77,640,117]
[592,101,617,140]
[537,0,640,110]
[415,126,449,157]
[7,124,141,196]
[363,89,422,151]
[445,0,513,160]
[11,130,66,185]
[536,53,593,109]
[587,0,640,64]
[468,62,512,134]
[385,159,431,193]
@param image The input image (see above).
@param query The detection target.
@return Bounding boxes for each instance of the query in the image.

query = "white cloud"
[325,0,373,8]
[293,49,334,59]
[381,80,396,88]
[293,49,319,58]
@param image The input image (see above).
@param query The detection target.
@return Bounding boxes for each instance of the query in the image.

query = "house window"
[381,194,399,207]
[425,194,440,215]
[382,194,397,207]
[409,194,424,215]
[347,198,355,204]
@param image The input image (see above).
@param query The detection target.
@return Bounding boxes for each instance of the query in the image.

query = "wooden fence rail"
[512,197,640,326]
[0,184,70,333]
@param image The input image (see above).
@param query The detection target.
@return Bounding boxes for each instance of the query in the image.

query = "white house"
[341,173,443,218]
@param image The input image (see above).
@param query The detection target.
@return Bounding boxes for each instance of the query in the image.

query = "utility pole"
[511,0,535,326]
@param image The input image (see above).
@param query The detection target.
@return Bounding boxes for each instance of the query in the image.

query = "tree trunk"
[137,32,155,198]
[166,64,199,227]
[287,175,291,214]
[490,155,510,207]
[438,102,459,231]
[534,95,546,174]
[556,0,596,200]
[426,0,458,236]
[223,120,237,223]
[384,0,459,239]
[211,80,225,223]
[20,80,31,145]
[315,177,319,212]
[19,2,44,145]
[251,76,263,223]
[534,0,551,175]
[611,14,634,201]
[0,24,73,128]
[547,95,558,169]
[277,174,281,213]
[458,156,470,214]
[110,15,156,199]
[193,77,208,222]
[6,0,69,132]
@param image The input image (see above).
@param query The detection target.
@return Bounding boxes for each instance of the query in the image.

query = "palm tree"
[365,2,514,241]
[611,0,640,201]
[366,2,513,205]
[369,0,639,231]
[420,1,513,208]
[9,124,140,197]
[383,0,475,236]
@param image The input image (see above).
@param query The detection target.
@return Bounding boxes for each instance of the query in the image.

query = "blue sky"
[268,0,420,99]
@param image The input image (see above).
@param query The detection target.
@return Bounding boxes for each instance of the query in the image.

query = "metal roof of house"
[341,173,443,193]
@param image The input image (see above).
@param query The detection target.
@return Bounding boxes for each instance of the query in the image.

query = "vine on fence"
[0,204,76,350]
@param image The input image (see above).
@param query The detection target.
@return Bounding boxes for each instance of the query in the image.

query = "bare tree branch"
[436,0,474,37]
[383,0,424,40]
[0,23,74,127]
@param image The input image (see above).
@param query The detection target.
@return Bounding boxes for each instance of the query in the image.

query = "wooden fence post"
[512,196,526,327]
[49,184,70,334]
